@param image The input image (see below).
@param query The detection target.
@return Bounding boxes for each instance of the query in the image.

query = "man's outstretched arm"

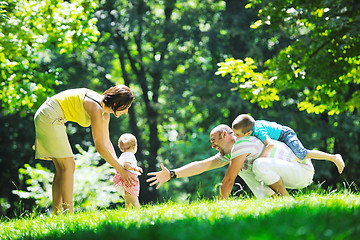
[147,156,228,189]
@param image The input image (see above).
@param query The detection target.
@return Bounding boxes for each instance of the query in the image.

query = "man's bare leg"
[269,178,290,197]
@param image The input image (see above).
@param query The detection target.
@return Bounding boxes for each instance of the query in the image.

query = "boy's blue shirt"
[251,120,282,142]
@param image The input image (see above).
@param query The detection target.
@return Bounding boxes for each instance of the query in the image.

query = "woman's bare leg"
[52,160,63,215]
[52,157,76,214]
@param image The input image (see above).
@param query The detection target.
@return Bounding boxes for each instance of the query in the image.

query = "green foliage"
[72,145,120,210]
[13,163,53,208]
[1,193,359,239]
[0,0,99,116]
[0,198,10,216]
[220,0,360,115]
[0,1,7,20]
[13,145,122,212]
[216,57,279,108]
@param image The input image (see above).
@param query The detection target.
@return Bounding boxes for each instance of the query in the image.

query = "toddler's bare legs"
[306,150,345,174]
[123,192,140,209]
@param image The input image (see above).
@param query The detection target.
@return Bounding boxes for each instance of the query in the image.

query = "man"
[147,124,314,199]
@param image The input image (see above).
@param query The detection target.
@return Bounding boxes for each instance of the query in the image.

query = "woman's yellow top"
[52,88,92,127]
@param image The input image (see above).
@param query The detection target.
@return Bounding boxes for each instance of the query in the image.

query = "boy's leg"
[280,127,345,173]
[280,128,309,160]
[307,151,345,174]
[123,192,140,208]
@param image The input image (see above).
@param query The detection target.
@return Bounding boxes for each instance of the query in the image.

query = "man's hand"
[147,163,171,189]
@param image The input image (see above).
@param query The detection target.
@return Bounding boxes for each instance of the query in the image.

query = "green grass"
[1,193,360,240]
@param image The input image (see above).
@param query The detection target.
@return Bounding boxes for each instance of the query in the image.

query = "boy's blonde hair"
[118,133,137,152]
[232,114,255,133]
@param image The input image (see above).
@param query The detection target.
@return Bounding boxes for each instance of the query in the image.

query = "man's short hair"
[232,114,255,133]
[118,133,137,152]
[211,124,233,138]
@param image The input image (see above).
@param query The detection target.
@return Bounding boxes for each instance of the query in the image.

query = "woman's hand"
[118,165,137,185]
[84,94,136,185]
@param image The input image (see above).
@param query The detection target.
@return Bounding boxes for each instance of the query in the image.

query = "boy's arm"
[260,136,275,157]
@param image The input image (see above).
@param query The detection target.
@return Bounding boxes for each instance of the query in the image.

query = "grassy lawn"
[1,193,359,240]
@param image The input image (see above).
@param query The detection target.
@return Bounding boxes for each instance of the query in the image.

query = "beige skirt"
[34,98,73,160]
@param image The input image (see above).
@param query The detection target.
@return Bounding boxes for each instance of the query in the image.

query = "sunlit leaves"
[0,0,99,115]
[0,1,7,20]
[216,57,279,109]
[226,0,360,115]
[13,163,53,207]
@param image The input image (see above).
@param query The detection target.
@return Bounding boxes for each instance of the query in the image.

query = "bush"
[12,145,123,213]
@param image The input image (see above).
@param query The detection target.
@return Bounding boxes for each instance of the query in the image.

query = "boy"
[232,114,345,174]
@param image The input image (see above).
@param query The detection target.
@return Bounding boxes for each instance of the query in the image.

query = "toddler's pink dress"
[113,152,140,196]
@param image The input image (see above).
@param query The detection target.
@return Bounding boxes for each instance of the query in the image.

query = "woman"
[34,85,136,214]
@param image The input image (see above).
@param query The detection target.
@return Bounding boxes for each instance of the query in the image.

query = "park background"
[0,0,359,218]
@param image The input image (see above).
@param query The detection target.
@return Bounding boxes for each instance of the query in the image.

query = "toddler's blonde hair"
[118,133,137,152]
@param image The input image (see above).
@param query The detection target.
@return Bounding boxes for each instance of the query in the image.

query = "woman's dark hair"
[103,85,134,115]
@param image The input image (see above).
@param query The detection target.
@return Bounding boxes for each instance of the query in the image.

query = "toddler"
[113,133,143,208]
[232,114,345,174]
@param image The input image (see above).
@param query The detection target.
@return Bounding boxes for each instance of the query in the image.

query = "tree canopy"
[217,0,360,115]
[0,0,99,116]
